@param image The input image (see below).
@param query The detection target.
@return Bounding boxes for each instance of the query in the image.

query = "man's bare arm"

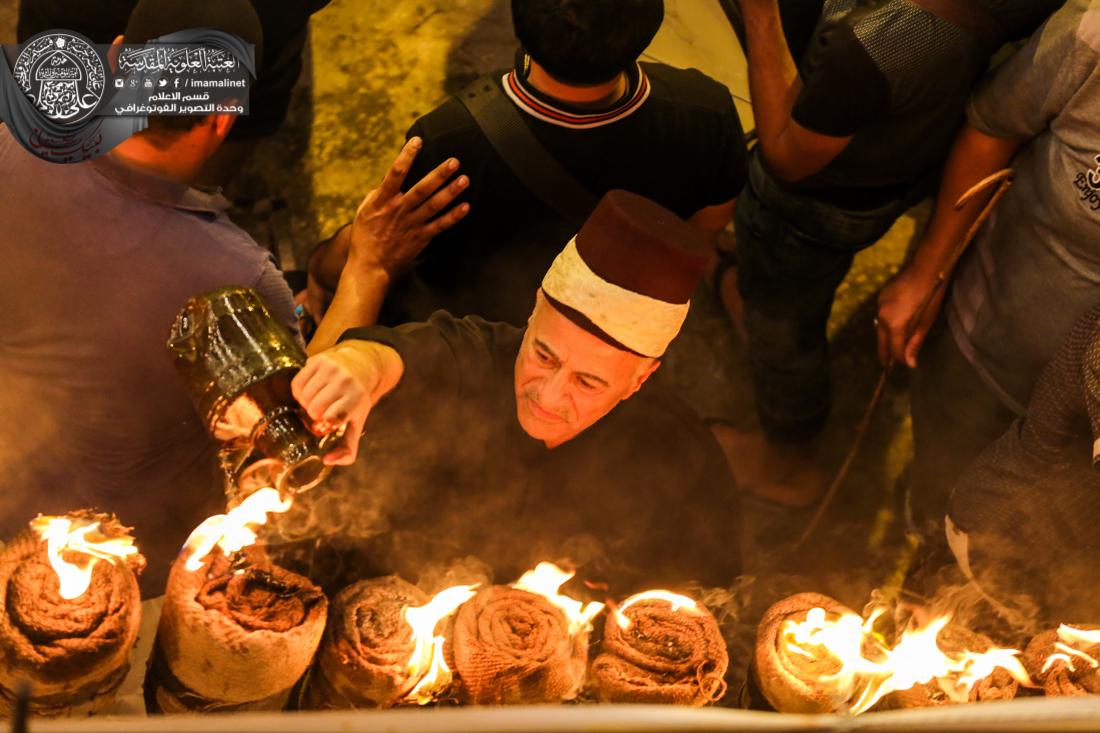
[876,123,1023,366]
[305,137,469,354]
[740,0,852,182]
[305,224,349,314]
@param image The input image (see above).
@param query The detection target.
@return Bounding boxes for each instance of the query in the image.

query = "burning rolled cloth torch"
[1024,625,1100,696]
[592,590,728,705]
[754,592,1030,715]
[449,563,604,705]
[0,512,143,717]
[307,577,476,708]
[146,489,328,713]
[754,592,870,713]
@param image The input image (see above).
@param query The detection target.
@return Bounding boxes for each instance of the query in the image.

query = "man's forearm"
[741,0,800,160]
[337,338,405,406]
[908,123,1023,282]
[306,256,391,355]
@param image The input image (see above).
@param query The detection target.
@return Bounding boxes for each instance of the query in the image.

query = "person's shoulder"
[641,62,736,113]
[849,0,973,53]
[160,205,277,283]
[423,311,523,351]
[408,73,509,153]
[617,379,722,460]
[1073,0,1100,52]
[411,95,477,139]
[809,9,878,66]
[184,206,265,252]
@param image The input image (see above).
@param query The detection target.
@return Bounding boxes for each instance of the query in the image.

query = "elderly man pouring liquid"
[293,191,742,592]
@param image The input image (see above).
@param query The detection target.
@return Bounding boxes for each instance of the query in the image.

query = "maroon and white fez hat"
[541,190,713,357]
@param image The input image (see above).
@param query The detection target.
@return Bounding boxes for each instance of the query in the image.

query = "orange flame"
[614,589,701,630]
[781,606,1032,714]
[30,516,138,600]
[512,562,605,635]
[403,584,479,705]
[1041,625,1100,675]
[181,488,292,571]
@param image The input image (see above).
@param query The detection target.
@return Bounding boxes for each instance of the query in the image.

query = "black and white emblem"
[13,32,105,125]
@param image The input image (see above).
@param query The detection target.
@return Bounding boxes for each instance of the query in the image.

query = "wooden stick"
[795,169,1015,548]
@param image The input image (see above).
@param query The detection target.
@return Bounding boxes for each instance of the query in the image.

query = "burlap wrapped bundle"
[592,598,727,705]
[1023,625,1100,697]
[754,592,865,714]
[306,576,428,709]
[0,514,144,717]
[450,585,587,704]
[888,624,1020,708]
[147,550,327,713]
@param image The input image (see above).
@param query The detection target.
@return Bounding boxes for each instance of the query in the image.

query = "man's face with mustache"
[514,291,659,448]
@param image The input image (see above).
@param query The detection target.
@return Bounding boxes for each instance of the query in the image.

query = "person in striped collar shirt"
[307,0,747,328]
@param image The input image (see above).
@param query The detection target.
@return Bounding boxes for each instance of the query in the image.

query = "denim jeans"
[735,152,917,442]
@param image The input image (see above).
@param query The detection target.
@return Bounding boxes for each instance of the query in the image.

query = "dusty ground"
[0,0,942,702]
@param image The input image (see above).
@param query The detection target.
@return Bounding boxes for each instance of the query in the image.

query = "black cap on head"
[123,0,263,68]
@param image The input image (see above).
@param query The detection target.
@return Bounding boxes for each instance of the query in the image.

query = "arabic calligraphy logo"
[13,32,105,125]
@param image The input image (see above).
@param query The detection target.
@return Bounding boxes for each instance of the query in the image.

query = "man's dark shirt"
[788,0,1061,205]
[336,313,742,594]
[387,56,748,326]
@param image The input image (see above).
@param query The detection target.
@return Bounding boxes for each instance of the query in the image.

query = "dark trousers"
[910,321,1018,530]
[735,153,913,442]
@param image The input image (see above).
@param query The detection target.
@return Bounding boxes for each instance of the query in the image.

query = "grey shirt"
[948,0,1100,413]
[0,131,297,594]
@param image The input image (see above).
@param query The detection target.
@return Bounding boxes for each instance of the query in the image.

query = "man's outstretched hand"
[348,136,470,279]
[301,139,471,354]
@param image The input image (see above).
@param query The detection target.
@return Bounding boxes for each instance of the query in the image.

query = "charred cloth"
[0,513,144,717]
[306,576,429,709]
[146,549,327,713]
[592,595,727,706]
[887,623,1020,708]
[1024,625,1100,697]
[449,585,588,705]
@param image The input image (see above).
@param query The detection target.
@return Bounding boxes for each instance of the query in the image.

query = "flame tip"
[181,488,292,571]
[32,514,139,600]
[779,599,1034,714]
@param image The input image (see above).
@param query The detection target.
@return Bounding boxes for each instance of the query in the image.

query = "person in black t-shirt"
[307,0,748,327]
[711,0,1061,509]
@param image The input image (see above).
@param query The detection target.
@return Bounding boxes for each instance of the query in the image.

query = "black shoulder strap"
[456,76,599,229]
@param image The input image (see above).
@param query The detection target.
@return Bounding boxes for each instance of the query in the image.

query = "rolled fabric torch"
[0,512,144,717]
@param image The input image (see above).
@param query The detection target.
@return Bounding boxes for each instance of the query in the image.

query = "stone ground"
[1,0,951,702]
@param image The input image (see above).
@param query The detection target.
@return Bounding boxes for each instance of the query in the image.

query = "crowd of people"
[1,0,1096,624]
